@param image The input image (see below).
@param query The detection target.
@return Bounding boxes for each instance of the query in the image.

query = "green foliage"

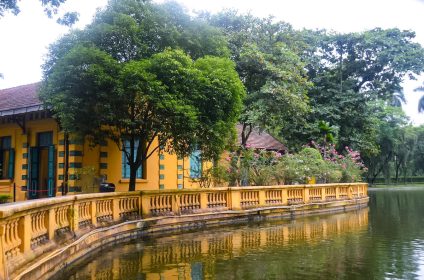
[0,194,10,204]
[278,148,325,184]
[41,0,245,191]
[0,0,78,26]
[282,28,424,156]
[223,144,366,186]
[75,165,99,193]
[204,11,311,146]
[209,164,230,187]
[299,147,322,160]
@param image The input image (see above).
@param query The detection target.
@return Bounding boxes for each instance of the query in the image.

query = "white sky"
[0,0,423,124]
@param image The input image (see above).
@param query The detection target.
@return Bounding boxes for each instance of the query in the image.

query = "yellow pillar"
[230,189,241,210]
[112,198,120,222]
[90,201,97,227]
[47,209,55,240]
[258,190,266,206]
[19,215,31,253]
[172,195,180,215]
[200,192,208,210]
[0,225,7,280]
[70,204,79,232]
[281,188,288,206]
[141,195,151,217]
[303,187,310,203]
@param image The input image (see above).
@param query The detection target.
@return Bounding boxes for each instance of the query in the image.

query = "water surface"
[55,186,424,279]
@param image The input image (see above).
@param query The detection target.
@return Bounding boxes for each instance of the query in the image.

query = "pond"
[53,186,424,280]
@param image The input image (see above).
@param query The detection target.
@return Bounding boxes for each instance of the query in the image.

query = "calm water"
[54,187,424,280]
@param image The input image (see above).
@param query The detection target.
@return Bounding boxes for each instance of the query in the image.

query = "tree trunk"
[129,165,137,191]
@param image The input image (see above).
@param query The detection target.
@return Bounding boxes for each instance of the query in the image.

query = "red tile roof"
[0,83,41,111]
[236,124,286,151]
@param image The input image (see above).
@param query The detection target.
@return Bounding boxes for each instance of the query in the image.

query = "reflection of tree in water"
[361,189,424,280]
[57,208,369,280]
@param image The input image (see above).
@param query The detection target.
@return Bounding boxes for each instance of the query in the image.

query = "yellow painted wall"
[0,115,205,201]
[0,117,60,201]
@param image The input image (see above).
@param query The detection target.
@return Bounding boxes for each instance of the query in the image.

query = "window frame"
[121,139,143,179]
[189,149,202,179]
[0,136,14,180]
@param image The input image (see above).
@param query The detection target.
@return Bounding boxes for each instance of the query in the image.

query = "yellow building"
[0,83,286,201]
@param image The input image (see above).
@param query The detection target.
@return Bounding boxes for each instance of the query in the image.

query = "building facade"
[0,83,285,201]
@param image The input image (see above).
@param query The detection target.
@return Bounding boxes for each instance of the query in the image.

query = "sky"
[0,0,423,124]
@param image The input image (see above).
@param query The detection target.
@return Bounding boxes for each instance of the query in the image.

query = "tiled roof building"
[0,83,286,201]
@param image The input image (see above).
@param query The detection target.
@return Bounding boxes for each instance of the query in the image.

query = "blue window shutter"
[29,147,39,199]
[47,146,55,197]
[190,150,202,179]
[8,149,15,179]
[2,137,11,149]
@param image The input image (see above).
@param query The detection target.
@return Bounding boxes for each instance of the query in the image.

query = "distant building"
[236,125,286,152]
[0,83,286,201]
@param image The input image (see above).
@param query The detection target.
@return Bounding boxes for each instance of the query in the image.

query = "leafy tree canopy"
[203,10,311,147]
[283,28,424,155]
[41,0,245,191]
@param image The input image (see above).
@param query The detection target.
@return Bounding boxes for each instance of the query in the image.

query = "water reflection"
[56,208,368,280]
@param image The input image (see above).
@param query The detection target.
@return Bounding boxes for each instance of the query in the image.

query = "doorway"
[28,132,55,199]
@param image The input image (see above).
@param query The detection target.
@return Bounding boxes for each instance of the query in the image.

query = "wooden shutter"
[47,146,55,197]
[7,149,14,179]
[29,147,39,199]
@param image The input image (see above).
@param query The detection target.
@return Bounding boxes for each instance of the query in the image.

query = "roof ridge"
[0,82,41,91]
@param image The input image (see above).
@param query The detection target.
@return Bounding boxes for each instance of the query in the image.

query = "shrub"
[277,147,325,184]
[210,164,230,187]
[0,194,10,204]
[319,161,343,183]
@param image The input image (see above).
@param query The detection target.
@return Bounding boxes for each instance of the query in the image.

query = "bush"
[222,144,365,186]
[278,147,325,184]
[210,164,230,187]
[319,161,343,183]
[0,194,11,204]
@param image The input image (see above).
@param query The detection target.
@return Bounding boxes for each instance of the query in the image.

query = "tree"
[412,126,424,175]
[40,0,245,191]
[363,104,409,184]
[284,28,424,155]
[0,0,78,25]
[204,11,310,148]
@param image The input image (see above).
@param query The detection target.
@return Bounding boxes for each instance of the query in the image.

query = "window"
[189,149,202,179]
[122,140,142,179]
[0,136,14,179]
[37,132,53,147]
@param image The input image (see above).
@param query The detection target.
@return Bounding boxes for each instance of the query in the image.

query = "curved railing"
[0,183,367,279]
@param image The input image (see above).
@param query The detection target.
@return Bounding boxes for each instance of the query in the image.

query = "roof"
[236,124,286,151]
[0,83,284,151]
[0,83,43,116]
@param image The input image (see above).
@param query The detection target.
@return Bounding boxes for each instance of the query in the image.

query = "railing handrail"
[0,182,368,280]
[0,183,367,219]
